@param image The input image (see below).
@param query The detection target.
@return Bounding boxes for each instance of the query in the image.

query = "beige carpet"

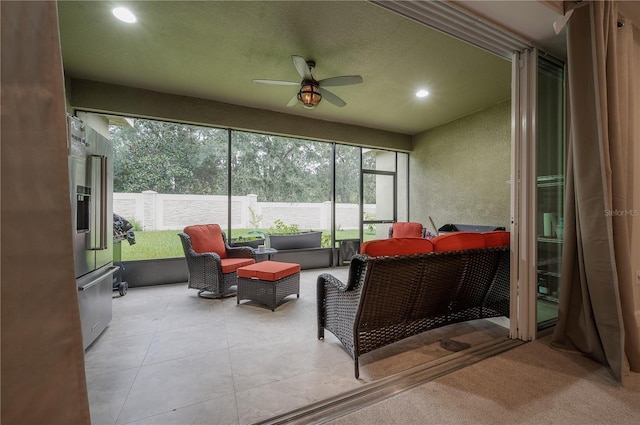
[325,335,640,424]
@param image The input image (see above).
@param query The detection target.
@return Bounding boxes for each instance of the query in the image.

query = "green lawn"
[119,228,365,261]
[119,230,185,261]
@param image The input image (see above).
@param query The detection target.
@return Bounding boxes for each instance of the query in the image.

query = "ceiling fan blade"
[292,55,312,80]
[318,87,346,107]
[253,79,300,86]
[286,93,299,107]
[318,75,363,87]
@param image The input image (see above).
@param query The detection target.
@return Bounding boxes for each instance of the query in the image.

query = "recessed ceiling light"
[112,7,137,23]
[415,89,430,98]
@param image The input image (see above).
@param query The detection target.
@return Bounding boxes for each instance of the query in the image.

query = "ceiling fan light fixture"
[298,83,322,109]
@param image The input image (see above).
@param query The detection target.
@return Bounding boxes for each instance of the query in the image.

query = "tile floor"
[85,267,509,425]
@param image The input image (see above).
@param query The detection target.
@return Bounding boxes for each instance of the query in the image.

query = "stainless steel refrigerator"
[68,116,116,349]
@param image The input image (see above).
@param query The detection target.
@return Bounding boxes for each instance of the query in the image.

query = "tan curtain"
[551,0,638,382]
[1,1,91,423]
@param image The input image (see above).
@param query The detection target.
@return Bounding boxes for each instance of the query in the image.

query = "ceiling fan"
[253,55,363,109]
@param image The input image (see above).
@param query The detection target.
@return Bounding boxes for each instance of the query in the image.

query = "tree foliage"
[111,120,227,194]
[230,131,332,202]
[111,118,377,203]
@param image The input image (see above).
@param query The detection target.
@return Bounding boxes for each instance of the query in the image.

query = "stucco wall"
[67,78,412,151]
[113,192,374,232]
[409,100,511,232]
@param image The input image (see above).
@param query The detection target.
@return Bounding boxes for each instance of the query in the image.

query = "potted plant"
[265,219,322,250]
[230,207,266,248]
[230,234,265,249]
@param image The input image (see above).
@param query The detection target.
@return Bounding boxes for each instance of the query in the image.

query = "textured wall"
[410,100,511,232]
[113,192,374,231]
[68,78,412,151]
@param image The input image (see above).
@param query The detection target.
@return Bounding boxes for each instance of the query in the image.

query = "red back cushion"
[431,232,485,252]
[183,224,227,258]
[483,231,510,248]
[392,222,423,238]
[360,238,433,257]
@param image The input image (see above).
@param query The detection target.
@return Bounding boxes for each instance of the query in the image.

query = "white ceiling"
[57,1,566,136]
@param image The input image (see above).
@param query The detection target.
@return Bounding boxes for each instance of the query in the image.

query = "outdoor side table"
[251,247,278,262]
[236,261,300,311]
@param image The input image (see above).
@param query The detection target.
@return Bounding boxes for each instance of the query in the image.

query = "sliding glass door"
[535,56,565,330]
[512,49,565,339]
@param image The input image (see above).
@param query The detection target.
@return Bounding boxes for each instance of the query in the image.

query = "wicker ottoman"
[236,261,301,311]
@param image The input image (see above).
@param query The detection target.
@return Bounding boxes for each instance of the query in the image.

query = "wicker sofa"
[317,231,510,378]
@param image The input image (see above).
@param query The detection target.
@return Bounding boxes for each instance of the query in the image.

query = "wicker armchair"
[178,224,255,298]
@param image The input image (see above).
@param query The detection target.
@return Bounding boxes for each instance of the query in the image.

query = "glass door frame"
[512,48,539,341]
[535,55,566,331]
[512,48,566,341]
[360,169,397,241]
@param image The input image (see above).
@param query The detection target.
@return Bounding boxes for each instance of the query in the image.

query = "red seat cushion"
[221,258,255,274]
[391,222,423,238]
[431,232,485,252]
[483,231,510,248]
[237,261,300,281]
[184,224,227,258]
[360,238,433,257]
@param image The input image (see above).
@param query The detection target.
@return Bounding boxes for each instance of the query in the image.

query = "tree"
[111,118,376,203]
[111,120,227,194]
[231,131,332,202]
[335,144,361,204]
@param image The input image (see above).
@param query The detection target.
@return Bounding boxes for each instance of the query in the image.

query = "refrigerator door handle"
[78,266,118,291]
[89,155,108,250]
[99,155,108,249]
